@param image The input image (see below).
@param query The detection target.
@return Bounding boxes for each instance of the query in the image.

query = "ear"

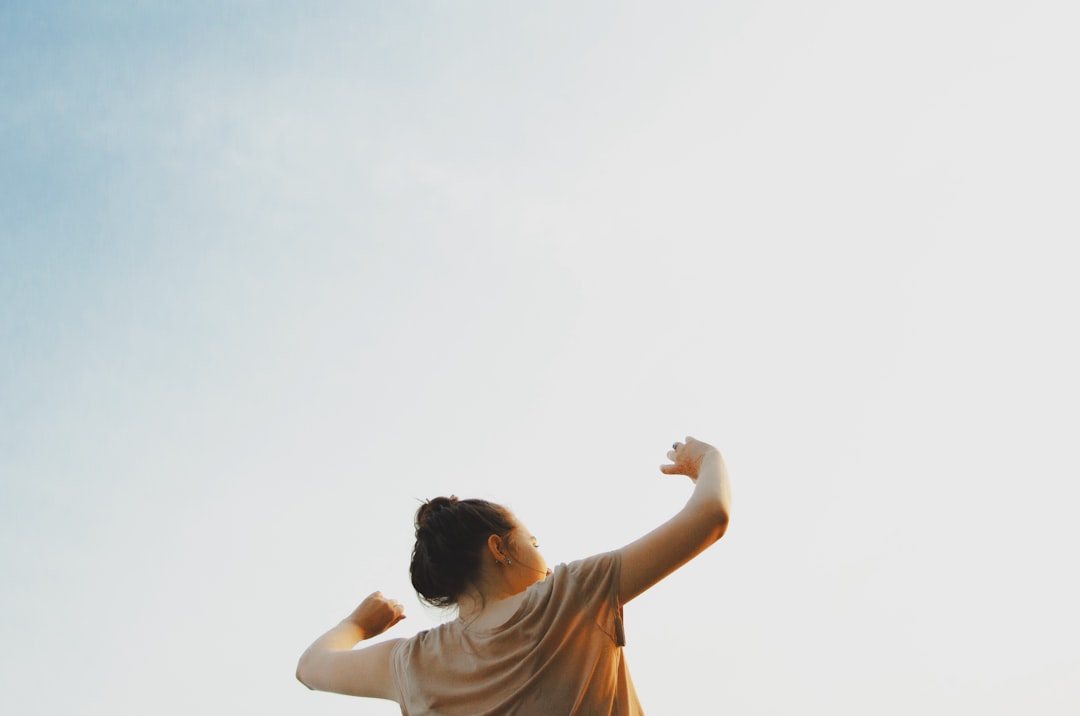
[486,533,506,562]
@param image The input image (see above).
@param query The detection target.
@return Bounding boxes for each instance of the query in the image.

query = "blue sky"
[3,2,1079,714]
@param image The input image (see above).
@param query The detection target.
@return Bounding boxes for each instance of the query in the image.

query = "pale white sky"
[2,2,1078,714]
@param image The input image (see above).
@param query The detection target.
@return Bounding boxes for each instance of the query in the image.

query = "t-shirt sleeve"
[389,638,409,708]
[561,550,627,647]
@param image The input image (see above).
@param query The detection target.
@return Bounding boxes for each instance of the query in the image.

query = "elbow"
[710,509,730,544]
[296,653,315,691]
[689,501,729,546]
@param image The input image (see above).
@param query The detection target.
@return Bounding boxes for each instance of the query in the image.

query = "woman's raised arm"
[296,591,406,700]
[617,437,732,603]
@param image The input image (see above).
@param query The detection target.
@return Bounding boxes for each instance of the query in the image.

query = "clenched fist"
[347,591,407,638]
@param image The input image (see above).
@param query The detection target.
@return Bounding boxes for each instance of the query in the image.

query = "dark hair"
[410,495,515,608]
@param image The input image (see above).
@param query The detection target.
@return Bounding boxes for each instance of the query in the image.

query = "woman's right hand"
[660,436,720,481]
[346,591,406,638]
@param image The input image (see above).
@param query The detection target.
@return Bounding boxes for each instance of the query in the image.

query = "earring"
[505,557,512,565]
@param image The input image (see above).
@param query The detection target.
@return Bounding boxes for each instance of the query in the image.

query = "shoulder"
[391,620,464,687]
[543,551,622,607]
[562,550,621,584]
[396,619,462,655]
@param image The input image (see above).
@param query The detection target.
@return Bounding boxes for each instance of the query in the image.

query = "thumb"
[660,464,679,474]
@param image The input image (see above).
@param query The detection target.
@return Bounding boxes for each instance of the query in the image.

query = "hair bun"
[409,496,515,608]
[416,495,459,529]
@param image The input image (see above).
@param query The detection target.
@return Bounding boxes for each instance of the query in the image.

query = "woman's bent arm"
[296,591,405,700]
[617,437,732,603]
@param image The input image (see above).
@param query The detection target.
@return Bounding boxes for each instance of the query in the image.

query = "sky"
[2,1,1078,714]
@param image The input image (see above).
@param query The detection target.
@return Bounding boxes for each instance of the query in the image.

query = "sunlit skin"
[296,436,731,702]
[456,519,551,628]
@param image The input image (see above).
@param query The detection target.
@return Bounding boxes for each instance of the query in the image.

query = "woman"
[297,436,732,714]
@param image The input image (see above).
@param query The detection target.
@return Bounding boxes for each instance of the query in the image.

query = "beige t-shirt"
[391,551,643,715]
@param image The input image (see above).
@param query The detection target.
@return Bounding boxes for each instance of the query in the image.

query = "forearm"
[684,451,732,531]
[306,619,367,654]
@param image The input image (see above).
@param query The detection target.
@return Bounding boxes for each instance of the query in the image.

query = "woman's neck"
[457,587,528,628]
